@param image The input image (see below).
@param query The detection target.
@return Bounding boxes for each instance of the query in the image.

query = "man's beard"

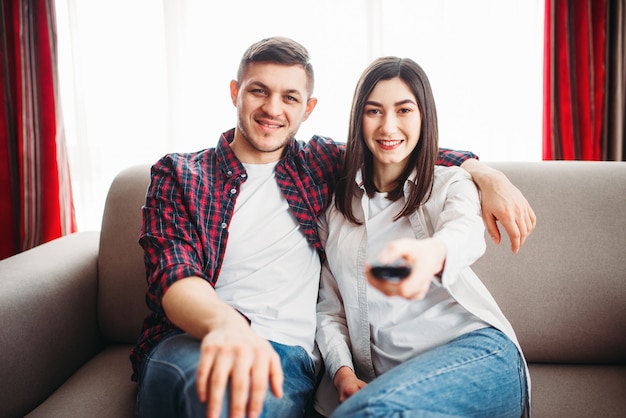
[237,116,297,154]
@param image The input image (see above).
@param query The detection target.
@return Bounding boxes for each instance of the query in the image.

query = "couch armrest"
[0,231,104,418]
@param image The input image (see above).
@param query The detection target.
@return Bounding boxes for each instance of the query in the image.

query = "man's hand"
[197,326,283,418]
[461,159,537,253]
[162,277,284,418]
[333,366,367,403]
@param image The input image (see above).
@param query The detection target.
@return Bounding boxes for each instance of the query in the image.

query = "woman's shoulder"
[428,165,478,205]
[433,164,472,185]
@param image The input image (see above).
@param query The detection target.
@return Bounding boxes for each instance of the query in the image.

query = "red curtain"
[0,0,76,260]
[543,0,625,161]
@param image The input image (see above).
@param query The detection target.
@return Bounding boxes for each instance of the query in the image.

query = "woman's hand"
[334,366,367,403]
[366,238,446,300]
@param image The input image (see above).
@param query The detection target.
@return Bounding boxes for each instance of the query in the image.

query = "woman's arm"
[367,170,485,299]
[316,213,357,388]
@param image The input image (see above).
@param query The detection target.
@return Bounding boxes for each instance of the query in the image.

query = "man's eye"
[286,95,298,102]
[251,88,266,95]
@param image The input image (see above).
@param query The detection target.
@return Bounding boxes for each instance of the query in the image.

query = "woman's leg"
[330,327,527,418]
[136,333,316,418]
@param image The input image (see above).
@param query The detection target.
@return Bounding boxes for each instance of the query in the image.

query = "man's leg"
[135,333,205,418]
[136,333,316,418]
[329,327,527,418]
[264,341,317,417]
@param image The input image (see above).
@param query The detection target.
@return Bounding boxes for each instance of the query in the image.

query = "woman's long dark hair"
[335,57,439,224]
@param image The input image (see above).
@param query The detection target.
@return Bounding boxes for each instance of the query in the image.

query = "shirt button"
[226,170,232,176]
[221,222,227,229]
[241,173,247,178]
[230,188,236,195]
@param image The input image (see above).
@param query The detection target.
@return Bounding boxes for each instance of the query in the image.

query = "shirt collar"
[355,167,419,194]
[216,128,303,176]
[216,128,246,179]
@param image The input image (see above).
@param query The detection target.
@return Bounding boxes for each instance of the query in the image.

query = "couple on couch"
[132,36,534,418]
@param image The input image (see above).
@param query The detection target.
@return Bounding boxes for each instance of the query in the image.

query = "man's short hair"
[237,36,315,97]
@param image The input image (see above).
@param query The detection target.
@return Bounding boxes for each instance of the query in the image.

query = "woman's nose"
[380,114,398,135]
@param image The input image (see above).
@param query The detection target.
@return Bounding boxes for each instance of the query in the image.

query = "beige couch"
[1,161,625,418]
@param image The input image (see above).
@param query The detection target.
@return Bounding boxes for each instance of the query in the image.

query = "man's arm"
[460,158,536,253]
[162,277,284,418]
[437,148,536,254]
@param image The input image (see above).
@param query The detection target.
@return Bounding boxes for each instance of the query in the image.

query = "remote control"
[370,259,411,282]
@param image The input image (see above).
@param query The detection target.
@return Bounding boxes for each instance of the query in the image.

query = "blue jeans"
[136,333,316,418]
[330,327,527,418]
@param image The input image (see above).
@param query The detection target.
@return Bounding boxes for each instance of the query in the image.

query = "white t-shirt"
[217,161,320,355]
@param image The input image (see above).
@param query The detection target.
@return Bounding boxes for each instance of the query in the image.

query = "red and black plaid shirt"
[130,128,476,378]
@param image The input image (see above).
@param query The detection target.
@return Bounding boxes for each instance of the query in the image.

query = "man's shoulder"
[149,148,219,189]
[291,136,345,178]
[295,135,346,165]
[154,147,216,169]
[302,135,346,152]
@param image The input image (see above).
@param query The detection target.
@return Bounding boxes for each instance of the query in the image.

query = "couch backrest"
[98,164,152,344]
[96,161,626,366]
[473,161,626,364]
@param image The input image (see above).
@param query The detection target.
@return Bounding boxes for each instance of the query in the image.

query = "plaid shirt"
[130,128,476,378]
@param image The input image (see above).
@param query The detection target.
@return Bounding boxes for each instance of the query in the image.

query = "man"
[132,36,536,418]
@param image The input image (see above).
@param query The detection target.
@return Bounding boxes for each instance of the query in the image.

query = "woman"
[315,57,530,417]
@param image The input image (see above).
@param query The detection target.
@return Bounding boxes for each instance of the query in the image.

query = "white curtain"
[55,0,544,231]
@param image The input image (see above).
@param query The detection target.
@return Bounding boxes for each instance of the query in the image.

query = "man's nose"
[262,95,282,116]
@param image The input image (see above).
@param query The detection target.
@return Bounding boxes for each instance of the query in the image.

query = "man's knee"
[137,334,205,417]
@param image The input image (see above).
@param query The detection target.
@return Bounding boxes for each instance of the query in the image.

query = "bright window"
[55,0,544,231]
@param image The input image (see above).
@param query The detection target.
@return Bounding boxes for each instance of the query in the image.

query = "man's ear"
[229,80,239,106]
[303,97,318,121]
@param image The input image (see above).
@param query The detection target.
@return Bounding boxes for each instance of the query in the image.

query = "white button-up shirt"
[316,165,527,391]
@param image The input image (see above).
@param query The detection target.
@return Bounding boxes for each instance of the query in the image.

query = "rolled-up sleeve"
[139,156,209,314]
[437,147,478,167]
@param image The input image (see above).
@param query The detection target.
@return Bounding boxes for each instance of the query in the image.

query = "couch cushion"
[473,161,626,364]
[528,364,626,418]
[25,345,136,418]
[98,165,152,344]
